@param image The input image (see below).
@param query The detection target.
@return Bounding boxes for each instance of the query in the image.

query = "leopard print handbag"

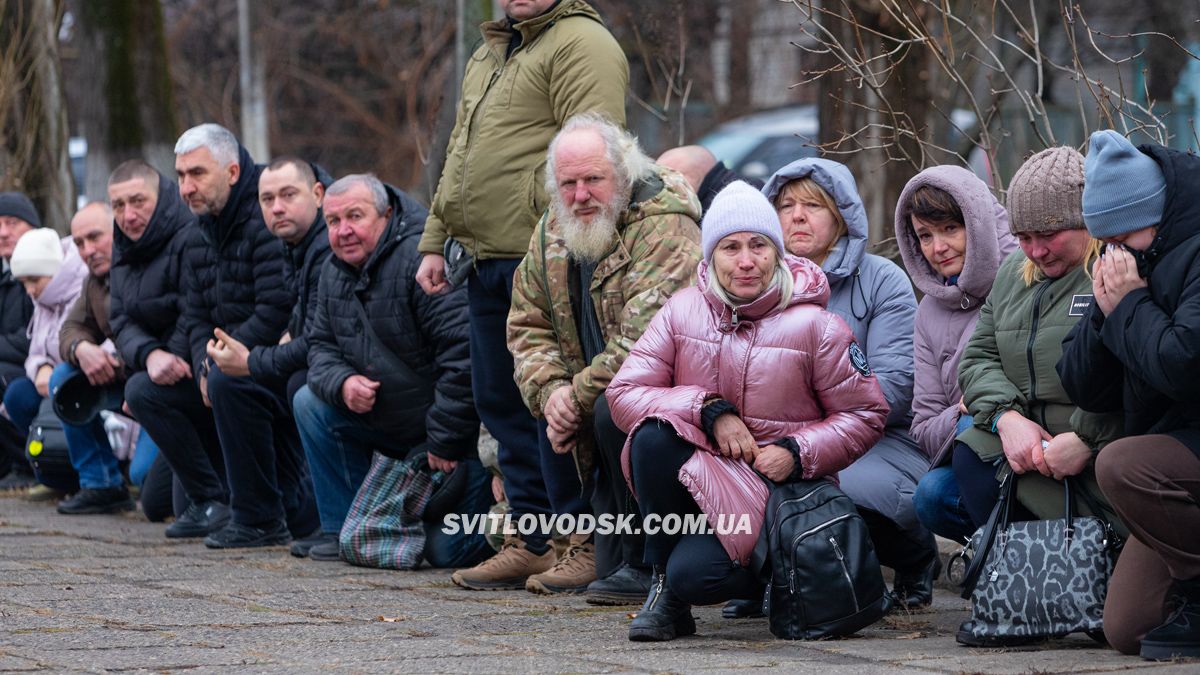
[957,473,1121,644]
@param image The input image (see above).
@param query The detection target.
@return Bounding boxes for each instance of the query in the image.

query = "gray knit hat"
[1006,147,1085,234]
[701,181,786,261]
[0,192,42,229]
[1082,130,1166,239]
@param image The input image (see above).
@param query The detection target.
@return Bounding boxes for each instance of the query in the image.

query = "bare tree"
[0,0,73,232]
[788,0,1200,243]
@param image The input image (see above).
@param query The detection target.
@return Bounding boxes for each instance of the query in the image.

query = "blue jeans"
[49,363,123,489]
[3,376,41,435]
[913,466,975,542]
[129,429,159,487]
[294,385,493,567]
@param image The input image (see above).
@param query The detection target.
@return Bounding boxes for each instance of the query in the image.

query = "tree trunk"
[71,0,178,201]
[0,0,74,232]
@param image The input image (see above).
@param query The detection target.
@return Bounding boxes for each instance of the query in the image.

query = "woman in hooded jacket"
[1,227,89,493]
[760,158,936,607]
[894,167,1017,542]
[607,181,887,642]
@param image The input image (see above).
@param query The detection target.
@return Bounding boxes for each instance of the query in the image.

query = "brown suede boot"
[525,534,597,595]
[450,537,555,590]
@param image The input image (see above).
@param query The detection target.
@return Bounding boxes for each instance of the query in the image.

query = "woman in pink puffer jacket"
[607,181,887,642]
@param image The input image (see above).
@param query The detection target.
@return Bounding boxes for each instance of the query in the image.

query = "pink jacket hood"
[608,255,888,563]
[24,238,87,381]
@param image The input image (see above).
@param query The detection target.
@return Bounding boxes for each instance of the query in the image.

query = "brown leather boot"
[450,537,555,590]
[525,534,597,595]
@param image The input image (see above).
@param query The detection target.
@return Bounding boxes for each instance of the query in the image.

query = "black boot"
[1140,577,1200,661]
[721,597,765,619]
[893,556,941,609]
[628,570,696,642]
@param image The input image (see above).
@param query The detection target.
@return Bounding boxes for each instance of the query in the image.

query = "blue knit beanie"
[701,181,786,261]
[1082,130,1166,239]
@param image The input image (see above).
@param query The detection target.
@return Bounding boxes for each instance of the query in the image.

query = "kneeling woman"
[607,182,888,642]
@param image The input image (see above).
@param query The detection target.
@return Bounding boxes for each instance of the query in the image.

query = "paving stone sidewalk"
[0,493,1194,674]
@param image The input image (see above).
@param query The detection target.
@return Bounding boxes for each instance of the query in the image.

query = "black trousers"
[591,394,646,577]
[0,361,27,474]
[208,367,316,533]
[629,421,762,604]
[126,372,226,506]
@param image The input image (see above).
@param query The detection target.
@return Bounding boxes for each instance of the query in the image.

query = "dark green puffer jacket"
[957,250,1122,460]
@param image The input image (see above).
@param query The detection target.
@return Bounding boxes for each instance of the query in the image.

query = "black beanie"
[0,192,42,228]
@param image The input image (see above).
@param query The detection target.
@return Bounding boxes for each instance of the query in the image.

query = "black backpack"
[759,478,891,639]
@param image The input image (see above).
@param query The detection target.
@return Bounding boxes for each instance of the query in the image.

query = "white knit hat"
[10,229,63,278]
[701,181,787,261]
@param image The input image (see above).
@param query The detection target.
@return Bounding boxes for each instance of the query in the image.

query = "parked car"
[697,105,819,181]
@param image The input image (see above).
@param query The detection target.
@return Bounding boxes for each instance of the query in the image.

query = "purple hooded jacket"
[25,237,88,382]
[894,166,1017,465]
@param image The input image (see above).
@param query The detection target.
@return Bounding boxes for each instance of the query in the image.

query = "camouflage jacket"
[508,166,702,470]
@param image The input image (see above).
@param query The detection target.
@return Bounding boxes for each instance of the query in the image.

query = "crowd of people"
[0,0,1197,661]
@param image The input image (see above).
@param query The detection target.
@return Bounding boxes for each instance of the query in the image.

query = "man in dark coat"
[294,174,490,565]
[207,155,331,556]
[0,192,37,487]
[53,160,195,514]
[1058,130,1200,660]
[127,123,301,547]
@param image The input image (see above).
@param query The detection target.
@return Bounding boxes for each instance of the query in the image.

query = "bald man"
[656,145,757,214]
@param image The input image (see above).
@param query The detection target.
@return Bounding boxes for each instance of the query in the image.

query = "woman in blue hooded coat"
[760,158,937,608]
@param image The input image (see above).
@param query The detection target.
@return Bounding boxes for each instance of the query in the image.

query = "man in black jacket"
[54,160,198,515]
[0,192,37,487]
[207,156,330,555]
[127,123,301,547]
[293,174,490,565]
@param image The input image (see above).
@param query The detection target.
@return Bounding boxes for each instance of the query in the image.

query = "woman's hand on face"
[995,410,1050,474]
[1041,432,1092,480]
[753,444,795,482]
[712,413,758,462]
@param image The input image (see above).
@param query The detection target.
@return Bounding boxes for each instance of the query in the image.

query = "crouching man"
[293,174,491,565]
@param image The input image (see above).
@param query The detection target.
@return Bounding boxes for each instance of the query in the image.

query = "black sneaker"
[308,539,343,562]
[204,520,292,549]
[0,466,35,491]
[586,562,653,605]
[955,619,1044,647]
[290,531,336,558]
[1140,578,1200,661]
[57,486,135,515]
[165,500,230,539]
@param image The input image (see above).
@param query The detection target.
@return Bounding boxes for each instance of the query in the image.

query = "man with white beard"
[505,113,702,604]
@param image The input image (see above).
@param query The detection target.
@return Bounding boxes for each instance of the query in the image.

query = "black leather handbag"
[25,397,75,485]
[956,471,1121,645]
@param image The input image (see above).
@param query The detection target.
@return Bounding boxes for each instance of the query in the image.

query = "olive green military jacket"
[418,0,629,261]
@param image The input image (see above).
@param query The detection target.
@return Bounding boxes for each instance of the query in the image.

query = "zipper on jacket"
[458,67,504,238]
[1025,281,1053,404]
[829,536,860,612]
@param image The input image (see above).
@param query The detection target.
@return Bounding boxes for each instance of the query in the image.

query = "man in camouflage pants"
[506,113,702,604]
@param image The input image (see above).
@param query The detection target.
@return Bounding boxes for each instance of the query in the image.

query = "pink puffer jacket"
[608,255,888,563]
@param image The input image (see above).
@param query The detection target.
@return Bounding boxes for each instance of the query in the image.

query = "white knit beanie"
[701,181,787,261]
[10,229,63,278]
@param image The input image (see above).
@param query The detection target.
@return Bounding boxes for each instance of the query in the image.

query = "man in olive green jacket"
[418,0,629,592]
[504,114,701,603]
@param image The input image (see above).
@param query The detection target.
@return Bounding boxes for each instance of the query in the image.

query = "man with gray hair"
[501,113,702,602]
[293,174,489,565]
[127,123,310,547]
